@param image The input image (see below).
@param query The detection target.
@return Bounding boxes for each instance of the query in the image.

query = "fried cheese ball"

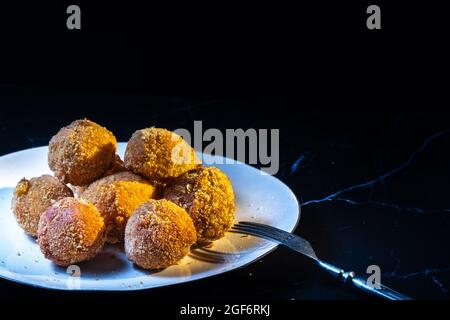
[37,197,106,266]
[124,127,201,183]
[11,175,73,237]
[163,167,235,243]
[68,155,126,198]
[48,119,117,186]
[68,184,88,198]
[125,199,197,270]
[104,154,127,176]
[82,172,157,244]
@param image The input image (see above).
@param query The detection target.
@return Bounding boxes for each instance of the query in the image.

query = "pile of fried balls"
[11,119,235,270]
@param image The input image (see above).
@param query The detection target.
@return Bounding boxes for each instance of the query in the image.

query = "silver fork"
[231,221,412,300]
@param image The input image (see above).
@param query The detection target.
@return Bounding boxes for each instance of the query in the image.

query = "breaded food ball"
[163,167,235,243]
[104,154,127,176]
[37,197,106,266]
[11,175,73,237]
[125,199,197,270]
[124,127,201,182]
[68,155,126,198]
[68,184,88,198]
[82,172,157,244]
[48,119,117,186]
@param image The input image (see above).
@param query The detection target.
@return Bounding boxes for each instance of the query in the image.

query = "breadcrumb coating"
[68,155,126,198]
[124,127,201,182]
[37,197,106,266]
[82,172,157,244]
[104,154,127,176]
[163,167,235,243]
[11,175,73,237]
[125,199,197,270]
[48,119,117,186]
[12,121,238,270]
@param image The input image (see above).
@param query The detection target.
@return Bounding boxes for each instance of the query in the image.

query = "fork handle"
[317,260,413,300]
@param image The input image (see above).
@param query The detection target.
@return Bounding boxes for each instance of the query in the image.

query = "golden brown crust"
[48,119,117,186]
[163,167,235,243]
[68,155,126,198]
[37,197,106,266]
[125,199,197,270]
[11,175,73,237]
[82,172,157,244]
[104,154,127,176]
[68,184,88,198]
[124,127,201,183]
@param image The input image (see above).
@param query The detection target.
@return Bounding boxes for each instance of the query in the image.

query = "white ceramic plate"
[0,143,300,291]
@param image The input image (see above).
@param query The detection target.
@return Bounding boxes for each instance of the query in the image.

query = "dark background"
[0,0,449,310]
[1,0,447,95]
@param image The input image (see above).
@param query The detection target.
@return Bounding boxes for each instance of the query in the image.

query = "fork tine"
[232,225,280,240]
[233,222,319,261]
[229,228,274,241]
[238,221,285,231]
[230,227,281,243]
[236,221,291,240]
[231,224,283,243]
[233,222,285,238]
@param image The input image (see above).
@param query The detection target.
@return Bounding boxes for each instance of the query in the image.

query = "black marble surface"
[0,89,449,301]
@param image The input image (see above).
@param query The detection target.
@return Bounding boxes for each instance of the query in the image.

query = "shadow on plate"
[130,241,243,279]
[189,243,241,264]
[50,244,129,277]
